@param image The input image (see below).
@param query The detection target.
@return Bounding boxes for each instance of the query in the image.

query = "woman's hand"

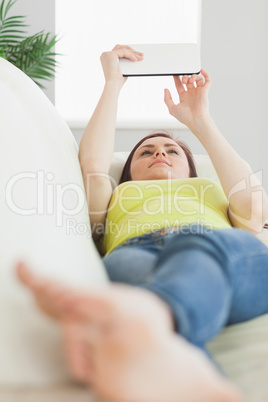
[100,44,143,89]
[164,69,211,132]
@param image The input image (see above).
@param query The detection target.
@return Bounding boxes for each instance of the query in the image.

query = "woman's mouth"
[149,159,171,167]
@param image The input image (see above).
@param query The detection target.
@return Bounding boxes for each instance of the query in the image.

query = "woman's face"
[130,137,190,181]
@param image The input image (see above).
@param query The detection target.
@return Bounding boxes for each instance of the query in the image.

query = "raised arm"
[79,45,143,240]
[164,70,268,234]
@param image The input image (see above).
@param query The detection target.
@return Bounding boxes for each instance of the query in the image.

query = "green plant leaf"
[5,32,61,88]
[0,0,17,19]
[0,0,62,89]
[0,0,27,46]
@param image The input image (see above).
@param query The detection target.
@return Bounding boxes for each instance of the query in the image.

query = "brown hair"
[119,131,197,184]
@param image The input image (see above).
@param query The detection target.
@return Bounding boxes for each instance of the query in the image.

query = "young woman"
[17,44,268,402]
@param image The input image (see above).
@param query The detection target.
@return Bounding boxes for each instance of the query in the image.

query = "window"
[55,0,201,129]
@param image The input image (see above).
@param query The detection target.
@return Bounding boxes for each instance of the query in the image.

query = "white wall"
[11,0,55,103]
[201,0,268,190]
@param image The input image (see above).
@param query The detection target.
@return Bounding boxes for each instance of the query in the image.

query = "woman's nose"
[154,148,167,157]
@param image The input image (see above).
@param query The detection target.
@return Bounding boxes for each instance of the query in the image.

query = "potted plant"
[0,0,60,89]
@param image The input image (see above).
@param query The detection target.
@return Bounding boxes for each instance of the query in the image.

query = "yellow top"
[99,178,232,256]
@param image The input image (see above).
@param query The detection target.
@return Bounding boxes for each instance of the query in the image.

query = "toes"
[16,262,41,288]
[63,321,96,384]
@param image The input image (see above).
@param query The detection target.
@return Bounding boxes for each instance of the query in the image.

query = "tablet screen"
[119,43,201,77]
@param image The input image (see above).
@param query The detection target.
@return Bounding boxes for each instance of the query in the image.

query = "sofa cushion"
[0,58,108,385]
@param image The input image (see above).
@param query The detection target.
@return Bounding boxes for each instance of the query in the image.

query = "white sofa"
[0,57,268,402]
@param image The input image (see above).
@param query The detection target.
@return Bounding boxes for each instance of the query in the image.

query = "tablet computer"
[119,43,201,77]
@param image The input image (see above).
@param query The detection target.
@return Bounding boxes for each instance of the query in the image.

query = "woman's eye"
[141,150,152,156]
[169,149,179,155]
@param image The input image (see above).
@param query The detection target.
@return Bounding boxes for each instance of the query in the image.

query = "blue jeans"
[103,225,268,349]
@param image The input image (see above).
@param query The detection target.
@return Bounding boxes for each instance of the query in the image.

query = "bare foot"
[17,263,243,402]
[63,292,243,402]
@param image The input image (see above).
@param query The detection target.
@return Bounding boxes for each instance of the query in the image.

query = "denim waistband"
[123,224,209,246]
[147,226,180,236]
